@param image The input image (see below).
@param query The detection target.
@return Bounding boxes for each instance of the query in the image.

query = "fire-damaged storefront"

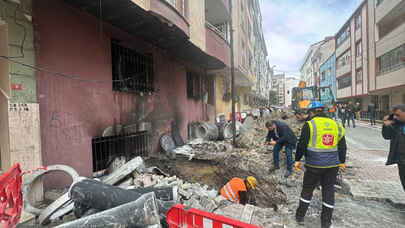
[33,0,224,186]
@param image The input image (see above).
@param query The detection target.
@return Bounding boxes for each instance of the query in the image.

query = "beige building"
[312,37,335,86]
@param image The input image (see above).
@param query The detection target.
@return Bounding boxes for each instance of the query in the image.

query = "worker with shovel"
[294,101,347,228]
[220,176,257,205]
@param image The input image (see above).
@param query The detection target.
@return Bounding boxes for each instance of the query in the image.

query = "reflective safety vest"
[306,117,345,168]
[220,177,247,203]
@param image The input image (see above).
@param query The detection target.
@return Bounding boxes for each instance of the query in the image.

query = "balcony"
[63,0,225,70]
[376,22,405,57]
[376,0,404,24]
[205,22,230,67]
[336,64,351,77]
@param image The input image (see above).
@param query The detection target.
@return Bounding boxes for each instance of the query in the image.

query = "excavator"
[291,81,335,112]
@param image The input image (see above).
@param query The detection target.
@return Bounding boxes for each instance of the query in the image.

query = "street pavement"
[342,120,405,206]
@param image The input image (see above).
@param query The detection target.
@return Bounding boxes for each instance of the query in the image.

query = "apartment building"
[300,41,323,86]
[284,77,300,108]
[271,73,285,106]
[370,0,405,115]
[215,0,268,115]
[335,0,405,117]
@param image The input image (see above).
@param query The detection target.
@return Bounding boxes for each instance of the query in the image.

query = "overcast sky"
[260,0,364,78]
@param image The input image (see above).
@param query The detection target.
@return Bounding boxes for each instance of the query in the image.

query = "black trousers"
[296,166,339,228]
[398,164,405,191]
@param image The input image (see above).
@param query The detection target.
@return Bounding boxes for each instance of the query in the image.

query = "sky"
[260,0,364,78]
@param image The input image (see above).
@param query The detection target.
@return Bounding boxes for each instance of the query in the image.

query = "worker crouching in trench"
[220,176,257,205]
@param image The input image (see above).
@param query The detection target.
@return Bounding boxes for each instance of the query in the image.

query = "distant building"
[300,41,323,87]
[320,53,337,105]
[271,73,285,106]
[284,77,300,107]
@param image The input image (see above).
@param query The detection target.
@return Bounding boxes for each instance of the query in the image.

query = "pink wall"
[205,27,231,67]
[34,0,206,187]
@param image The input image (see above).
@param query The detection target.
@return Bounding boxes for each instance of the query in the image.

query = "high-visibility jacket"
[220,177,247,203]
[306,117,345,168]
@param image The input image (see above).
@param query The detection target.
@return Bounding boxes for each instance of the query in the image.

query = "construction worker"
[220,176,257,205]
[294,101,347,228]
[265,121,297,177]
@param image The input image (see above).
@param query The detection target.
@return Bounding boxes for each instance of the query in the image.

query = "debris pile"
[172,138,232,160]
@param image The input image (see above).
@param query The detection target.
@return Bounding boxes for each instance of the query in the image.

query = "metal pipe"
[229,0,236,146]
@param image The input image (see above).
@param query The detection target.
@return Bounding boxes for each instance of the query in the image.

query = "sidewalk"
[344,148,405,206]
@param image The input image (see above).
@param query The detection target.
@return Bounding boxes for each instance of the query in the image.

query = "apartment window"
[111,41,154,93]
[337,50,351,68]
[378,44,405,75]
[356,41,362,57]
[186,71,201,99]
[328,67,332,77]
[321,71,326,81]
[376,0,384,6]
[355,13,361,30]
[165,0,176,7]
[356,69,363,83]
[338,74,351,89]
[336,25,350,47]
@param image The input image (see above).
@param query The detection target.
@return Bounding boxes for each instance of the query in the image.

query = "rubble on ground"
[172,138,232,160]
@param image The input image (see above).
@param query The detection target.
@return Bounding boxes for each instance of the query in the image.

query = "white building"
[300,41,323,86]
[271,73,285,106]
[284,77,300,107]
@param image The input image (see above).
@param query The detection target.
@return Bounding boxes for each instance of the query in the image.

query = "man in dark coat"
[382,104,405,191]
[265,120,297,177]
[368,103,376,126]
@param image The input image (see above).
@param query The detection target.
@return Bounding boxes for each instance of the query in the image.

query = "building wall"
[368,0,377,91]
[34,0,206,186]
[215,75,232,117]
[189,0,206,51]
[284,78,299,107]
[320,53,336,103]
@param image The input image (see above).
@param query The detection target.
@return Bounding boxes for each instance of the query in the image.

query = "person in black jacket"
[265,120,297,177]
[382,104,405,191]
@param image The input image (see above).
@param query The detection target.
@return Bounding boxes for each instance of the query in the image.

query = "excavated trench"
[146,157,286,210]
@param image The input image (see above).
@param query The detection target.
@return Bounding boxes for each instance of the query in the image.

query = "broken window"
[187,71,202,99]
[111,41,154,93]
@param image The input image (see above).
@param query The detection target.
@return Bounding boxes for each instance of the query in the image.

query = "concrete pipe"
[69,179,177,218]
[195,122,219,141]
[55,192,161,228]
[223,121,243,139]
[22,165,80,215]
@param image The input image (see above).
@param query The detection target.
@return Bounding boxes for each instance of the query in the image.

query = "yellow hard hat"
[246,176,257,190]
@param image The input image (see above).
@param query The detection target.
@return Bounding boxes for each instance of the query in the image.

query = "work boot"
[284,170,292,178]
[269,165,280,173]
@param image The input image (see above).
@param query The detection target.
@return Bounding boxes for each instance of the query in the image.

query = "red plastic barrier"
[166,204,262,228]
[0,164,23,228]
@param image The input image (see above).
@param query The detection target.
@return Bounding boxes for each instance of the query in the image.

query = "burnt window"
[111,41,154,93]
[187,71,202,99]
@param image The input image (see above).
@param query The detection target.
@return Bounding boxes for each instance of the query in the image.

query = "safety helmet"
[246,176,257,190]
[307,101,325,113]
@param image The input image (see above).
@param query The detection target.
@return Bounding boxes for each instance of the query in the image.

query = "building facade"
[335,0,405,118]
[320,53,337,105]
[271,73,285,106]
[300,41,323,87]
[284,77,300,108]
[0,0,235,188]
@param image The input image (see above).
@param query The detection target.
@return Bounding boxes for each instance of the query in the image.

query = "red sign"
[11,84,22,90]
[322,134,334,146]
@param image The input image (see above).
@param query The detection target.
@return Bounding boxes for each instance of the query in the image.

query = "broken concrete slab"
[172,139,232,161]
[54,192,161,228]
[103,156,145,184]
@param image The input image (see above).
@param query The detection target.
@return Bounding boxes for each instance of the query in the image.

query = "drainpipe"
[229,0,236,146]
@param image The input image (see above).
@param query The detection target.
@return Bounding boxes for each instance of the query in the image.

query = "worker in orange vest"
[220,176,257,205]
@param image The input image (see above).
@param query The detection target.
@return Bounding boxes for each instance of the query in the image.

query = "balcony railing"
[205,21,228,42]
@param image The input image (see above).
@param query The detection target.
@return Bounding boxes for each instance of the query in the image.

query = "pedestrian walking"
[368,103,377,126]
[355,102,361,120]
[382,104,405,191]
[340,104,347,128]
[265,120,297,178]
[347,101,356,128]
[295,101,347,228]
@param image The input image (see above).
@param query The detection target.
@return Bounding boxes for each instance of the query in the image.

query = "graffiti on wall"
[49,111,86,145]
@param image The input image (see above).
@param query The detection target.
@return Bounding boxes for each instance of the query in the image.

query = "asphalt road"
[343,121,389,151]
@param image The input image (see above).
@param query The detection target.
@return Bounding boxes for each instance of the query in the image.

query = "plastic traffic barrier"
[166,204,262,228]
[0,164,23,228]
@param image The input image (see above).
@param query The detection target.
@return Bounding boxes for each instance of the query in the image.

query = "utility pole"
[229,0,236,146]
